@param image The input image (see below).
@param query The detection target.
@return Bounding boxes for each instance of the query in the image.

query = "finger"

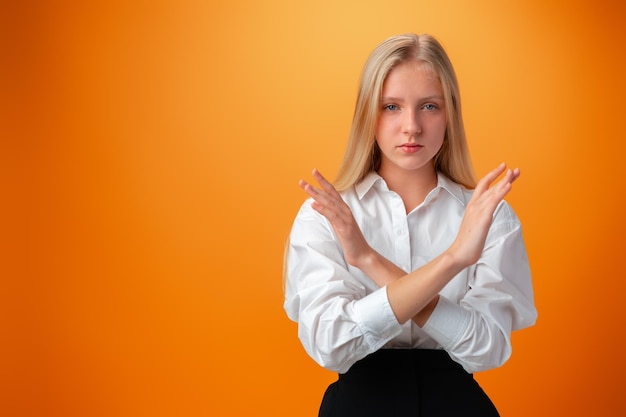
[490,168,520,200]
[299,179,314,194]
[511,168,520,183]
[312,169,342,197]
[300,178,343,219]
[311,169,348,214]
[497,168,521,190]
[468,168,518,211]
[311,196,347,223]
[299,179,324,201]
[475,162,507,193]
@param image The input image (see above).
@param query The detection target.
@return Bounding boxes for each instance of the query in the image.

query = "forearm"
[357,248,461,325]
[387,251,464,324]
[356,249,405,286]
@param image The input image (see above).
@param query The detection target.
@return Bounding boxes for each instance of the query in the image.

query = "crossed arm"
[298,163,520,326]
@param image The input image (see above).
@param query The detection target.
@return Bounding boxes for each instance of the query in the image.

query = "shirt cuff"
[353,286,402,349]
[421,295,470,349]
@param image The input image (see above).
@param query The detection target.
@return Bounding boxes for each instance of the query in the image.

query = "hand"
[448,163,520,267]
[299,169,373,268]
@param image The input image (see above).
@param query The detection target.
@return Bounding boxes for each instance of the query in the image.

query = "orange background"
[3,0,626,415]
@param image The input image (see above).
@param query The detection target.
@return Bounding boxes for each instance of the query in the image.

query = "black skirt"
[319,349,500,417]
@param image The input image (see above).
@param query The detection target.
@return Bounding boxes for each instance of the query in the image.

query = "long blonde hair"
[334,33,476,190]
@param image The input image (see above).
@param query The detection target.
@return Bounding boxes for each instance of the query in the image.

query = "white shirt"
[284,172,537,374]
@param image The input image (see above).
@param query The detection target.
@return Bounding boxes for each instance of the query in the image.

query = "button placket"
[390,193,411,273]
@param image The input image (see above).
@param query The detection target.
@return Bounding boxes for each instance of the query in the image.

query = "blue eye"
[383,104,398,111]
[423,103,437,111]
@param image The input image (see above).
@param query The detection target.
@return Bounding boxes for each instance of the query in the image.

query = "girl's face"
[375,61,446,179]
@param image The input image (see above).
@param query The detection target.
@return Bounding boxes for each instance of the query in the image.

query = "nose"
[403,109,421,137]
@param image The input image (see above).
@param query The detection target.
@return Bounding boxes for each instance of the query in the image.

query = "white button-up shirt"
[284,172,537,374]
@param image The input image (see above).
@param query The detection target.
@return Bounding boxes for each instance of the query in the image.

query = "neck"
[378,165,438,213]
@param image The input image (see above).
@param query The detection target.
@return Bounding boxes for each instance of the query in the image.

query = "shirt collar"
[355,171,469,206]
[435,172,468,207]
[355,172,385,199]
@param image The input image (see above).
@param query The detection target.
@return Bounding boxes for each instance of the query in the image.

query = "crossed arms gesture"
[299,163,520,325]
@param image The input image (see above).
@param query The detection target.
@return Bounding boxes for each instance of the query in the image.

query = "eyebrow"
[381,95,445,102]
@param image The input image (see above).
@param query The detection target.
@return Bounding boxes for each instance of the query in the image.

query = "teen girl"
[284,33,537,416]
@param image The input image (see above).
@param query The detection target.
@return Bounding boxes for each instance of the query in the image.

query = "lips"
[398,143,422,153]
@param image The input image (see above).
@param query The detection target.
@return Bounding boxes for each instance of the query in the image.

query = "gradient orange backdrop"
[3,0,626,415]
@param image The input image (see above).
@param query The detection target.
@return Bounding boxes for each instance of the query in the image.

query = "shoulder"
[483,200,524,245]
[291,198,325,233]
[493,200,521,225]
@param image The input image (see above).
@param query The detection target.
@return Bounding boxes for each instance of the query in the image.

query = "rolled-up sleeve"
[284,201,402,374]
[421,201,538,373]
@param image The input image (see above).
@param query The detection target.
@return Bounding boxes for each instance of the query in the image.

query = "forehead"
[382,61,442,95]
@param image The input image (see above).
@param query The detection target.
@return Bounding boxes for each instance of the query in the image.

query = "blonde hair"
[334,33,476,190]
